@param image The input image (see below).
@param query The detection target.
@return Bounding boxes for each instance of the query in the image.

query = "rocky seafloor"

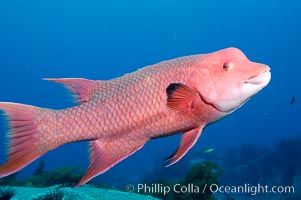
[4,185,159,200]
[1,184,300,200]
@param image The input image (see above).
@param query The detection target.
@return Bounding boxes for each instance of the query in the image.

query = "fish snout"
[264,65,271,72]
[245,64,271,85]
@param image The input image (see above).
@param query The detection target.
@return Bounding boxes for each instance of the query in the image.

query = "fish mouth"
[210,67,271,114]
[242,68,271,102]
[245,67,271,86]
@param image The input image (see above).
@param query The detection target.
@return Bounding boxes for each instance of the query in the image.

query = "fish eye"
[222,62,233,71]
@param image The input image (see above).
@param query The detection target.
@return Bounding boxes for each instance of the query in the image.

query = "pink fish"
[0,47,271,186]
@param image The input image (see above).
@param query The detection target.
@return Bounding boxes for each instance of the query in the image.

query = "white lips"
[241,70,271,100]
[246,71,271,85]
[213,70,271,113]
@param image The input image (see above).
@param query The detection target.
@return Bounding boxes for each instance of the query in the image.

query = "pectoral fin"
[166,83,199,112]
[75,137,147,187]
[165,126,204,167]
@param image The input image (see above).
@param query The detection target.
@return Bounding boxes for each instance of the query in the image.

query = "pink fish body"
[0,47,271,186]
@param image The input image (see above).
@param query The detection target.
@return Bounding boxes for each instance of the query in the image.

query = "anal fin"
[76,137,147,187]
[165,126,204,167]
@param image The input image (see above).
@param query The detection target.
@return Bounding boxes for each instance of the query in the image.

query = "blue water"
[0,0,300,194]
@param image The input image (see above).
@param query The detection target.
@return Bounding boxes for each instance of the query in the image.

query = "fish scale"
[0,47,271,186]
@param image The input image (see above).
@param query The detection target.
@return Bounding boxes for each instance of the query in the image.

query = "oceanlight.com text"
[126,183,295,196]
[209,183,294,196]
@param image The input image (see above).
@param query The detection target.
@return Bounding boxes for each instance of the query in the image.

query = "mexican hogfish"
[0,48,271,186]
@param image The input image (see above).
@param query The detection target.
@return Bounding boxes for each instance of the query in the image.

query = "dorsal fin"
[44,78,99,103]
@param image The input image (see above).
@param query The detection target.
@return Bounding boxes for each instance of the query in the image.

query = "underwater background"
[0,0,300,199]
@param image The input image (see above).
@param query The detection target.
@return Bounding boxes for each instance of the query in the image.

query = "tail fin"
[0,102,42,178]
